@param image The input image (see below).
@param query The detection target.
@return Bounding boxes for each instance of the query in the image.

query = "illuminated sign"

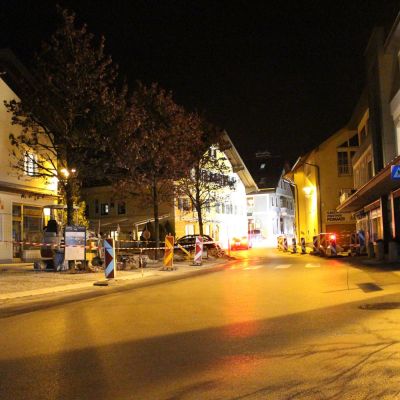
[391,165,400,180]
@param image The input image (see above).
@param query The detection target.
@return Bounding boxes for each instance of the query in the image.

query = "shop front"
[0,191,55,263]
[337,157,400,248]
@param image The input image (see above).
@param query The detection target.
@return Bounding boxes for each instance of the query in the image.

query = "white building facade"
[247,172,295,246]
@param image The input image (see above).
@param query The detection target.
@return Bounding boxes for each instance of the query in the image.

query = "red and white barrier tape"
[0,239,217,251]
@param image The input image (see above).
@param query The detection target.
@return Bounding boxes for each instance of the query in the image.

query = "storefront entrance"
[12,204,43,260]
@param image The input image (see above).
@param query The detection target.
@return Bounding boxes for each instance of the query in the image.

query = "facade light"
[303,186,314,196]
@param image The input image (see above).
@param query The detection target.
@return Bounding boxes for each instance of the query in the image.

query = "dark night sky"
[1,1,400,165]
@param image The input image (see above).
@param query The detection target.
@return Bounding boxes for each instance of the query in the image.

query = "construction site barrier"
[283,237,288,252]
[312,236,319,255]
[291,237,297,254]
[300,237,306,254]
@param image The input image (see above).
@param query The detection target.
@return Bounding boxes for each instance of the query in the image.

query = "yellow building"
[285,126,359,244]
[0,50,57,262]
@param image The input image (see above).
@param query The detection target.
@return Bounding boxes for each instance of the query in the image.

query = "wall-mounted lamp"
[303,186,314,196]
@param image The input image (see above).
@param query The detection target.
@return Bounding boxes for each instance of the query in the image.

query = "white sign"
[64,226,86,260]
[325,210,354,224]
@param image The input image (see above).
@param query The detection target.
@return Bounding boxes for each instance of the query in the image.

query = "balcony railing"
[339,188,356,204]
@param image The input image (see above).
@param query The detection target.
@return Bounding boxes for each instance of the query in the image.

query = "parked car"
[176,234,220,251]
[230,236,251,250]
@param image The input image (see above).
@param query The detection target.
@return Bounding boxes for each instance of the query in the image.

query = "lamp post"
[60,167,77,226]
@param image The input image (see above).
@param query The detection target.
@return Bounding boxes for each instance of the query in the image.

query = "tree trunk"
[65,181,74,226]
[197,205,204,236]
[152,178,159,260]
[195,190,203,236]
[194,166,203,236]
[64,180,75,270]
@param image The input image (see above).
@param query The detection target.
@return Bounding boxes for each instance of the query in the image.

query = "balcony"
[339,188,356,204]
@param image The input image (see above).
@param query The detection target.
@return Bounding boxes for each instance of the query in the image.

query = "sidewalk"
[335,253,400,270]
[0,257,230,302]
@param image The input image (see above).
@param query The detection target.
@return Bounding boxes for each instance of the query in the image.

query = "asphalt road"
[1,248,400,400]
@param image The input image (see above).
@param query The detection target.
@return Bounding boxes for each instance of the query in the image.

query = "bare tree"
[112,83,204,257]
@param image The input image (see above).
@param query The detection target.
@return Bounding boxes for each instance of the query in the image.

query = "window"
[101,203,109,215]
[185,224,194,235]
[339,134,359,148]
[247,197,254,208]
[183,199,191,211]
[118,201,126,215]
[178,198,191,211]
[349,134,359,147]
[24,152,38,176]
[337,151,350,176]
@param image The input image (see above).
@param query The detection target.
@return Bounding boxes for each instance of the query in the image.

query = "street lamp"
[60,167,77,179]
[60,168,70,178]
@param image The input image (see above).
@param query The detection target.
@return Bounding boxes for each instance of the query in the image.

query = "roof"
[0,48,35,94]
[244,153,288,190]
[220,132,258,194]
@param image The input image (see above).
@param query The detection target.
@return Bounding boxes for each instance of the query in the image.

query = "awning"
[0,180,58,199]
[337,155,400,212]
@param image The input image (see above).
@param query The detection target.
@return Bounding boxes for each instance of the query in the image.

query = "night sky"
[1,1,400,165]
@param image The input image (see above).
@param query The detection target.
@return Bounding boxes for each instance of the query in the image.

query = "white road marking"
[274,264,292,269]
[243,265,263,270]
[305,263,320,268]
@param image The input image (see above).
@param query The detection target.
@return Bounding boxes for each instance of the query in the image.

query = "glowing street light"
[60,168,70,178]
[60,168,77,179]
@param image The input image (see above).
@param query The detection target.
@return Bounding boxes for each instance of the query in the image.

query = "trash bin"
[373,240,384,261]
[367,242,375,258]
[388,241,399,262]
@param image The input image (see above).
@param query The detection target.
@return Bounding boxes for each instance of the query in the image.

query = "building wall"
[292,127,357,243]
[82,185,175,240]
[0,77,57,261]
[0,78,57,192]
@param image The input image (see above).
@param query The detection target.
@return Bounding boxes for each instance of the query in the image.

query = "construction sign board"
[164,235,174,270]
[64,226,86,261]
[104,238,116,279]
